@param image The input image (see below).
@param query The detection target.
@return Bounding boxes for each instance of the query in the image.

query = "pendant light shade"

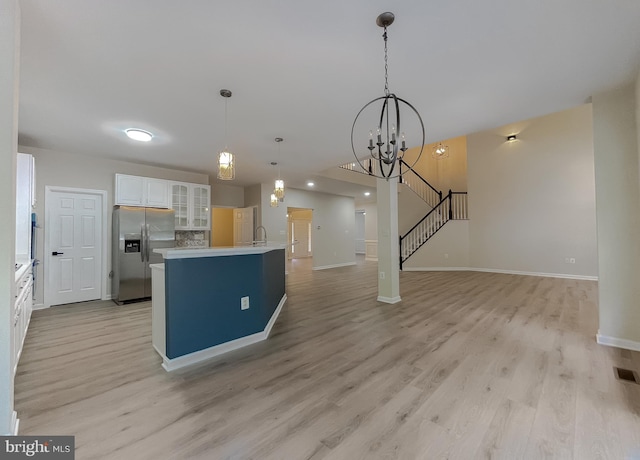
[270,193,278,208]
[217,151,235,180]
[274,179,285,200]
[217,89,235,180]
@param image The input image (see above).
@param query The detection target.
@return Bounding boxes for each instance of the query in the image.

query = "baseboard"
[32,303,47,311]
[402,266,468,272]
[161,294,287,372]
[313,262,357,271]
[377,295,402,304]
[402,266,598,281]
[596,333,640,352]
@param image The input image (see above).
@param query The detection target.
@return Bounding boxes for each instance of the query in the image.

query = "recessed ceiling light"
[125,128,153,142]
[307,181,315,187]
[364,192,371,196]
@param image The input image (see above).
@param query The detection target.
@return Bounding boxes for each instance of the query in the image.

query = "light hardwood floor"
[15,257,640,459]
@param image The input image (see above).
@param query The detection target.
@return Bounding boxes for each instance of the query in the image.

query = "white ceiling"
[17,0,640,197]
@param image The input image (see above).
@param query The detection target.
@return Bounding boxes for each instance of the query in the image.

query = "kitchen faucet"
[254,226,267,246]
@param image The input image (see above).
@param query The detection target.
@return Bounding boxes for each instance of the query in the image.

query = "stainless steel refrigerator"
[112,206,175,304]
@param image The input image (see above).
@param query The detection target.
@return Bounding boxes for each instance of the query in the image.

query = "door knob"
[52,251,64,256]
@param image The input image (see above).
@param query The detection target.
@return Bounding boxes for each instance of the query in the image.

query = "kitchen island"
[151,246,286,371]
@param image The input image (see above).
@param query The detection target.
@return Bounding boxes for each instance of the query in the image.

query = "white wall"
[0,0,19,435]
[20,147,209,306]
[466,104,597,278]
[592,82,640,348]
[403,221,470,270]
[259,184,356,269]
[209,179,244,208]
[398,183,431,236]
[361,202,378,241]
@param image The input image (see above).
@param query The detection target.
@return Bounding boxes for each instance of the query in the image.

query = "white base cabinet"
[13,266,33,376]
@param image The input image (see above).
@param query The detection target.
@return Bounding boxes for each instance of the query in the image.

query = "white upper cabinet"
[169,182,210,230]
[115,174,169,208]
[16,153,35,264]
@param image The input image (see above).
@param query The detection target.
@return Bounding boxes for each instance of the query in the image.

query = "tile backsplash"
[176,231,208,248]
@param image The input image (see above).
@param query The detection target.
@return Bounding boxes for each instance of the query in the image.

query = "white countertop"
[154,245,286,260]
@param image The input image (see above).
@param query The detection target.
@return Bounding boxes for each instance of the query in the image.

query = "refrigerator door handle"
[140,224,145,263]
[145,224,151,262]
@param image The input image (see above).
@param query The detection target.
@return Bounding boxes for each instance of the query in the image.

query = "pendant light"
[432,142,449,159]
[217,89,235,180]
[274,137,285,200]
[270,192,279,208]
[351,12,425,180]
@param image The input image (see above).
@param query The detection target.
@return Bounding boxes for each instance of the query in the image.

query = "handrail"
[401,191,450,240]
[399,159,441,197]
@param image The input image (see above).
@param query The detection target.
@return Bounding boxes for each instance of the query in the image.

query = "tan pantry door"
[233,207,254,246]
[45,188,103,306]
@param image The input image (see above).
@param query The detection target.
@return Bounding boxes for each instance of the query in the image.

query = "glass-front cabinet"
[191,185,210,229]
[169,182,211,230]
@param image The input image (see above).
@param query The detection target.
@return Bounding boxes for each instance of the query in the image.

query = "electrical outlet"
[241,296,250,310]
[379,271,385,279]
[569,258,576,264]
[444,253,449,259]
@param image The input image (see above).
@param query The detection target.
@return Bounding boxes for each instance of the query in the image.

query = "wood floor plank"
[13,257,640,459]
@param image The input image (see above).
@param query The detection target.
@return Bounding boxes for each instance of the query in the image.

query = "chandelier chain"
[383,27,389,96]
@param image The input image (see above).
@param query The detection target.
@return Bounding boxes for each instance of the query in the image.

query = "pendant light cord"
[383,27,389,96]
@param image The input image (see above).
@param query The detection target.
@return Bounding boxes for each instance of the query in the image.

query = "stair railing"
[398,159,442,207]
[399,190,468,268]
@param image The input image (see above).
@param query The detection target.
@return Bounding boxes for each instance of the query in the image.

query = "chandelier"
[351,12,425,180]
[217,89,235,180]
[432,142,449,159]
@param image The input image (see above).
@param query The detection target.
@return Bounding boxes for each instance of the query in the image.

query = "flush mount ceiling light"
[125,128,153,142]
[217,89,235,180]
[273,138,285,201]
[432,142,449,159]
[507,134,517,142]
[351,12,425,180]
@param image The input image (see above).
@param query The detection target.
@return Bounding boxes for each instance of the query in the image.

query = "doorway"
[355,210,366,254]
[287,207,313,260]
[44,186,107,307]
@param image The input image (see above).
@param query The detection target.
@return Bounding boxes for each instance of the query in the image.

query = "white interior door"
[46,189,103,306]
[233,207,254,246]
[292,219,312,258]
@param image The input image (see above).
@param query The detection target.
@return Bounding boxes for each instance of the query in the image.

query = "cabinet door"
[115,174,145,206]
[169,182,190,229]
[145,178,169,208]
[190,185,211,230]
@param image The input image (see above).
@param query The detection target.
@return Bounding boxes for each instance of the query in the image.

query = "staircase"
[399,190,467,269]
[340,158,468,268]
